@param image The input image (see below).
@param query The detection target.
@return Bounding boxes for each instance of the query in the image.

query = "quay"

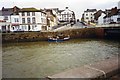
[2,26,120,43]
[47,56,119,79]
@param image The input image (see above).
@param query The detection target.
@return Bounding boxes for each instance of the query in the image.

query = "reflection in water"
[2,39,119,78]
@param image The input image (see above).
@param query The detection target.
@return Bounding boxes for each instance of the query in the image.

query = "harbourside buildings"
[58,7,76,23]
[118,1,120,9]
[0,6,76,32]
[103,7,120,24]
[94,10,106,25]
[0,6,20,32]
[81,9,97,23]
[19,8,47,31]
[43,9,58,30]
[44,7,76,25]
[81,4,120,25]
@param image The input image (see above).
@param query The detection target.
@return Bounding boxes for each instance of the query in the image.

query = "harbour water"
[2,39,119,78]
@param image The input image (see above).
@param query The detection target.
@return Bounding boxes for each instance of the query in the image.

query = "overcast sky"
[0,0,120,19]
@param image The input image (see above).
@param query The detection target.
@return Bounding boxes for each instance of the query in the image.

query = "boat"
[48,35,70,42]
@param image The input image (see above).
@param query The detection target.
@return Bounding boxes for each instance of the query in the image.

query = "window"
[91,17,93,19]
[22,12,25,16]
[12,27,14,30]
[14,18,19,22]
[27,12,30,16]
[27,18,31,23]
[64,15,66,17]
[86,14,88,16]
[32,17,36,23]
[22,26,24,30]
[4,16,8,20]
[117,18,120,21]
[32,25,36,29]
[32,12,35,16]
[86,17,89,19]
[41,18,43,23]
[91,13,93,15]
[22,18,25,23]
[22,25,27,30]
[69,14,71,17]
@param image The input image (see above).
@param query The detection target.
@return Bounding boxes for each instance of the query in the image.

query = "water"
[2,39,119,78]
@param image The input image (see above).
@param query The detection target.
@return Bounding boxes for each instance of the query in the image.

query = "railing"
[96,24,120,27]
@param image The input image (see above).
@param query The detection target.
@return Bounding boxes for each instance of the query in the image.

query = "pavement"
[47,56,119,79]
[53,22,87,32]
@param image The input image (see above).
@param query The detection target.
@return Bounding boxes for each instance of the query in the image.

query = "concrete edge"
[47,56,119,79]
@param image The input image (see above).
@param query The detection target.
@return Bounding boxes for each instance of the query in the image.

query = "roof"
[44,9,56,17]
[2,6,20,15]
[20,8,40,12]
[94,10,105,20]
[58,10,64,13]
[58,7,74,13]
[104,7,118,18]
[84,9,97,12]
[2,6,20,11]
[20,7,46,14]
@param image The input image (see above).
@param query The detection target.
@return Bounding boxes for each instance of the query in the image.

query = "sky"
[0,0,120,19]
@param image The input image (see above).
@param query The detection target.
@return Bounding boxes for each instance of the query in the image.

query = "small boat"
[48,35,70,42]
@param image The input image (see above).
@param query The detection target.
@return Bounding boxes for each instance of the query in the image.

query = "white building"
[103,7,120,24]
[82,9,97,23]
[94,10,106,25]
[19,8,47,31]
[111,10,120,23]
[10,15,20,32]
[58,7,75,23]
[0,6,20,32]
[118,1,120,9]
[98,13,106,25]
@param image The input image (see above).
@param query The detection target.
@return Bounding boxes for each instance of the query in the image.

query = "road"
[53,22,88,31]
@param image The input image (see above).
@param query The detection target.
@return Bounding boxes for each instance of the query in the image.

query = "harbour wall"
[2,28,105,43]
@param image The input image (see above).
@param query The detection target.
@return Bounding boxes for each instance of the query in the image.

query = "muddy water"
[2,39,119,78]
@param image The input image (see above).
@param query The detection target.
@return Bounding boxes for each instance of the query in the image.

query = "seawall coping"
[47,56,119,79]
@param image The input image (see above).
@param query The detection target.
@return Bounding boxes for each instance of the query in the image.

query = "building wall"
[10,15,20,32]
[58,8,75,22]
[84,11,96,23]
[60,9,73,22]
[104,17,111,24]
[111,15,118,22]
[41,12,47,25]
[104,15,120,24]
[3,16,11,22]
[98,13,106,25]
[19,11,45,31]
[118,1,120,9]
[0,16,4,20]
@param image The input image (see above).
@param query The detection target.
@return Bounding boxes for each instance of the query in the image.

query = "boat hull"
[48,37,70,42]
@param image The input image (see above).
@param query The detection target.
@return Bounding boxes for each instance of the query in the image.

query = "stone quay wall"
[2,28,104,43]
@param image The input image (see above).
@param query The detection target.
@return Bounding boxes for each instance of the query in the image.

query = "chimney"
[2,7,4,10]
[115,7,117,9]
[66,7,68,9]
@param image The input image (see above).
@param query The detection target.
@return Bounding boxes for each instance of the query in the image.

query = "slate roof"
[94,10,105,20]
[103,7,118,18]
[84,9,97,12]
[2,6,20,15]
[20,8,40,12]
